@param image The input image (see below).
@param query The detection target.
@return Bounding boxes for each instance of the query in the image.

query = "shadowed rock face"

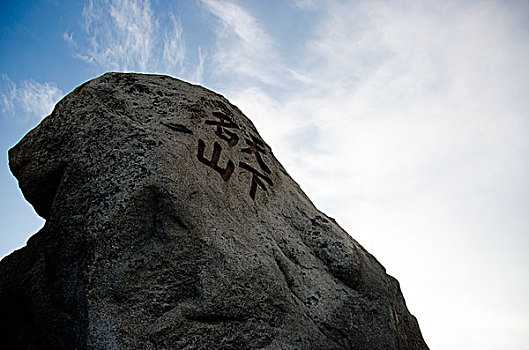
[1,73,429,349]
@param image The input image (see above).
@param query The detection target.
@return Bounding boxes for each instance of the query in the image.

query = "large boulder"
[1,73,429,349]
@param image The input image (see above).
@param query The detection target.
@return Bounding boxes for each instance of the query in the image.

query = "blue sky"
[1,0,528,348]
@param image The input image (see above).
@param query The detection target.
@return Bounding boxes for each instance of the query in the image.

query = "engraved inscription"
[196,110,274,199]
[241,135,271,174]
[205,111,240,147]
[162,122,193,134]
[239,162,273,200]
[197,139,234,181]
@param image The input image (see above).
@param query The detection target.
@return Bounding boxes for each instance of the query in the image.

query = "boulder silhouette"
[1,73,429,349]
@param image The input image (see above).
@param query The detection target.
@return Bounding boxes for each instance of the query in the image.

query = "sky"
[1,0,528,348]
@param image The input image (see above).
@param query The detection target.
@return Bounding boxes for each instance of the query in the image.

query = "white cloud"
[293,0,320,10]
[162,14,186,75]
[62,31,75,45]
[0,74,16,114]
[190,47,206,84]
[211,1,529,349]
[19,81,63,119]
[77,0,156,71]
[202,0,269,46]
[67,0,203,81]
[0,75,63,122]
[201,0,290,86]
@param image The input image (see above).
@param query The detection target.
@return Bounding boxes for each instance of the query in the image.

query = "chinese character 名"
[205,111,240,147]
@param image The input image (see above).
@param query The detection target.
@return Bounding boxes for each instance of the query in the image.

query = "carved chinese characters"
[197,140,235,181]
[197,111,273,200]
[205,111,240,147]
[239,162,273,200]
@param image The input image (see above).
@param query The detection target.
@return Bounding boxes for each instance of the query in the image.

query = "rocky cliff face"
[1,73,428,349]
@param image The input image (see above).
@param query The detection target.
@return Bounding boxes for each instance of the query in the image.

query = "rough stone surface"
[1,73,429,349]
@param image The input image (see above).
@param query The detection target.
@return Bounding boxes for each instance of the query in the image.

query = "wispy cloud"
[162,14,186,75]
[66,0,204,82]
[213,2,529,348]
[0,75,63,122]
[0,75,17,114]
[293,0,321,10]
[76,0,156,71]
[62,31,75,45]
[201,0,286,86]
[191,47,206,84]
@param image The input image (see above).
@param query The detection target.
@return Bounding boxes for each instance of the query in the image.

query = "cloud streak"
[66,0,204,83]
[203,1,529,349]
[201,0,294,87]
[0,75,63,122]
[78,0,156,71]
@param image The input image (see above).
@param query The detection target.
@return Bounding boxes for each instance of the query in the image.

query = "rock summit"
[1,73,428,349]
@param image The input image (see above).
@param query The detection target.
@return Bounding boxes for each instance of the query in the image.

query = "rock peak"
[1,73,429,349]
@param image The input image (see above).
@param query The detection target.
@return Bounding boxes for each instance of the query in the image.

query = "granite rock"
[1,73,429,349]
